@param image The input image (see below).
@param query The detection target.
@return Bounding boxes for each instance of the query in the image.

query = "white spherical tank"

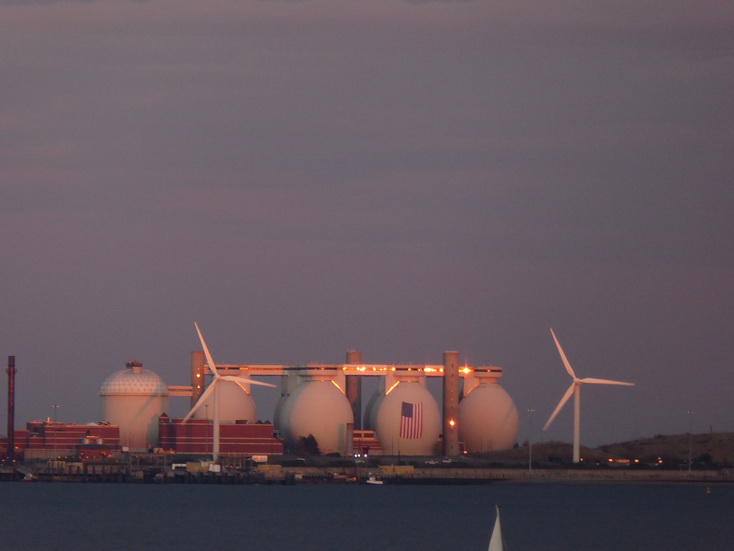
[279,375,354,455]
[99,361,169,450]
[458,372,519,452]
[192,380,257,423]
[375,379,441,455]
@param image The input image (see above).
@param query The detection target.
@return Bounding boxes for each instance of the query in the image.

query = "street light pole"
[205,404,209,457]
[687,410,695,474]
[528,409,536,474]
[52,404,59,461]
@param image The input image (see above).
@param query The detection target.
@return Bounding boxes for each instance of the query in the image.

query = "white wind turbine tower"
[183,322,275,462]
[543,328,634,463]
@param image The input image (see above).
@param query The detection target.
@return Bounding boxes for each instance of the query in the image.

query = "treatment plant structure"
[1,338,520,463]
[96,345,519,458]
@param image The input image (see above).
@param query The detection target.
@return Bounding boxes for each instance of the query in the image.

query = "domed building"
[458,369,519,452]
[374,375,441,455]
[277,372,354,455]
[99,361,169,450]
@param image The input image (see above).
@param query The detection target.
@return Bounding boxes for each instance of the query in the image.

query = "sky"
[1,0,732,448]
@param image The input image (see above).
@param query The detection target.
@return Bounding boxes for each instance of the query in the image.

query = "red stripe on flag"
[400,401,423,439]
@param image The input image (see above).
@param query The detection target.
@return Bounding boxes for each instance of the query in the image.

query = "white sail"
[488,506,504,551]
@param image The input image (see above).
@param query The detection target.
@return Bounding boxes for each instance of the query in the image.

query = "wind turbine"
[183,322,275,461]
[543,328,634,463]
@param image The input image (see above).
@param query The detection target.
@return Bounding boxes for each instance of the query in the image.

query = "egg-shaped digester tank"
[458,370,519,452]
[192,380,257,423]
[279,373,354,455]
[99,361,169,450]
[375,377,441,455]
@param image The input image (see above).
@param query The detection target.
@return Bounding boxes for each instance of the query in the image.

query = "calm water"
[0,482,731,550]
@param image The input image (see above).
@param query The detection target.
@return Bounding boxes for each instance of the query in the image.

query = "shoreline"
[5,464,732,485]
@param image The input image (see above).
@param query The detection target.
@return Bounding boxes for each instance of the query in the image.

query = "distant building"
[351,429,384,456]
[0,421,121,460]
[158,416,284,455]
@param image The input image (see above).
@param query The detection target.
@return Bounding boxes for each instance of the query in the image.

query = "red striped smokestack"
[7,356,16,463]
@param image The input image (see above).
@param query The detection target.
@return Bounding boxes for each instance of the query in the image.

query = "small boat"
[488,506,505,551]
[364,473,384,485]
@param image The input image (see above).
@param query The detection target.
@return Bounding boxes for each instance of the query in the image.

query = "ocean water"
[0,482,731,551]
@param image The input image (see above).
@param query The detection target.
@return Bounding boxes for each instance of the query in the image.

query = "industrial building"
[2,341,520,463]
[158,416,284,455]
[0,417,285,462]
[0,420,120,461]
[95,347,519,458]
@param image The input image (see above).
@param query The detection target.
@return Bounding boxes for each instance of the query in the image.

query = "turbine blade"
[183,381,218,421]
[543,383,576,431]
[579,377,635,386]
[195,322,219,378]
[221,377,250,395]
[550,328,576,380]
[220,375,276,389]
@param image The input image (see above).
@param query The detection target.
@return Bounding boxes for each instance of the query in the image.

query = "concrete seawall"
[5,463,732,484]
[315,466,734,484]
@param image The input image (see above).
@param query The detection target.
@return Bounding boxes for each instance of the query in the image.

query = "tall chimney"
[6,356,16,463]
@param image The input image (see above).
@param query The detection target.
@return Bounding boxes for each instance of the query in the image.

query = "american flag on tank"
[399,401,423,439]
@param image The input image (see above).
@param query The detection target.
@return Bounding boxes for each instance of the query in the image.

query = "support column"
[345,350,362,430]
[191,351,206,409]
[442,351,460,456]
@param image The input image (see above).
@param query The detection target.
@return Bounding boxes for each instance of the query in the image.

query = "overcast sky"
[1,0,732,448]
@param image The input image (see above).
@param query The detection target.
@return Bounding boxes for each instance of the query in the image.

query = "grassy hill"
[595,432,734,466]
[479,432,734,467]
